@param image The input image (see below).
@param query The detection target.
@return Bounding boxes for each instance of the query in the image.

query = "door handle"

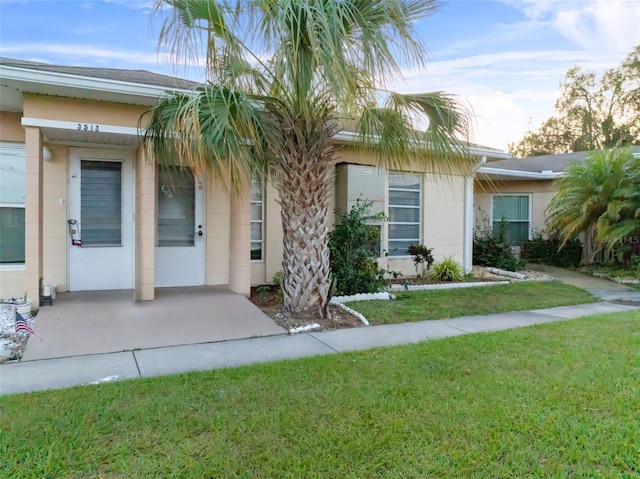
[197,230,203,236]
[196,225,203,237]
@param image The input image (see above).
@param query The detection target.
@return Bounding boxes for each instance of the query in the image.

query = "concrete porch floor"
[21,286,287,361]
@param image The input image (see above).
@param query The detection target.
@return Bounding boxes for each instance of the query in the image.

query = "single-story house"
[474,146,640,244]
[0,57,511,304]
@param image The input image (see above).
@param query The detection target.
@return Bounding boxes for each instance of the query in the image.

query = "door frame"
[67,147,136,291]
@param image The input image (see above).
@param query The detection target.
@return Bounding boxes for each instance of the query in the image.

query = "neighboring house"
[474,147,640,244]
[0,57,510,303]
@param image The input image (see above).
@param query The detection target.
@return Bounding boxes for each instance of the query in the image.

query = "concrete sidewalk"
[1,301,637,396]
[530,265,640,302]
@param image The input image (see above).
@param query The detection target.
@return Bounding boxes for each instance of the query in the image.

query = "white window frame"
[250,180,264,262]
[490,193,533,243]
[0,142,26,270]
[387,172,422,258]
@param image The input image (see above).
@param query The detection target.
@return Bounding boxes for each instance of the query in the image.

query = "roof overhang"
[22,117,142,148]
[476,166,565,181]
[332,131,513,160]
[0,63,192,112]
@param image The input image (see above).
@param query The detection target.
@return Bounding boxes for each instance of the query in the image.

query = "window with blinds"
[80,160,122,247]
[250,180,264,260]
[388,172,421,256]
[157,167,195,247]
[0,143,25,263]
[492,195,531,245]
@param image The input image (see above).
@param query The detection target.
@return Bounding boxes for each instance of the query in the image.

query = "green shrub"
[430,256,465,282]
[329,199,387,295]
[473,213,525,272]
[407,244,434,278]
[520,230,582,267]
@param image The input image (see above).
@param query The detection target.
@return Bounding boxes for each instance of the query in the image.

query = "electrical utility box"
[335,163,386,255]
[335,163,385,217]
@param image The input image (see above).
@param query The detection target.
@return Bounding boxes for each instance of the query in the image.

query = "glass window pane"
[251,242,262,260]
[251,181,263,201]
[493,195,529,221]
[389,173,420,190]
[389,206,420,223]
[389,224,420,241]
[0,145,25,204]
[0,207,25,263]
[81,161,122,246]
[251,203,263,221]
[388,240,417,256]
[251,223,262,241]
[157,167,195,247]
[389,190,420,206]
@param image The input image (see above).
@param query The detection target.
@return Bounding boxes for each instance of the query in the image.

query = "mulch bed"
[250,287,364,333]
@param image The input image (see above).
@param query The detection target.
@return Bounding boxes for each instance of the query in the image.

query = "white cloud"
[500,0,640,53]
[0,43,163,64]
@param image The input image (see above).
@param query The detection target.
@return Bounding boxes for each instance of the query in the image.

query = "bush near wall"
[473,217,525,272]
[520,231,583,268]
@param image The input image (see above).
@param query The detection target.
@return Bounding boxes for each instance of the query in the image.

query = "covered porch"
[21,286,286,361]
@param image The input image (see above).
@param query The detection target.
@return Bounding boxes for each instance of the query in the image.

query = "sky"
[1,0,639,151]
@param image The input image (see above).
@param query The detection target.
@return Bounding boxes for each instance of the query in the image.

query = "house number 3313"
[77,123,100,132]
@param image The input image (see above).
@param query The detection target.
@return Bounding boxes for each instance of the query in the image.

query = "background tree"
[143,0,472,317]
[510,46,640,158]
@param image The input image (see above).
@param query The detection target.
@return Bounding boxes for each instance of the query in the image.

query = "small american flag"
[15,310,43,341]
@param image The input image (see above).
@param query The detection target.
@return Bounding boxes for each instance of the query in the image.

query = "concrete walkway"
[529,265,640,302]
[1,301,637,396]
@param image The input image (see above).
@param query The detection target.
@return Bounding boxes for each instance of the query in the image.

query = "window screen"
[388,172,421,256]
[0,143,25,263]
[492,195,530,245]
[80,160,122,247]
[157,167,195,247]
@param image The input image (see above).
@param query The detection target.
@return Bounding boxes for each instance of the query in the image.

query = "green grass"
[348,281,596,325]
[2,311,640,478]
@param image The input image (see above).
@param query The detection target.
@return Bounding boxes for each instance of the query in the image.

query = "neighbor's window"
[492,195,531,245]
[251,179,264,261]
[388,172,421,256]
[0,143,25,264]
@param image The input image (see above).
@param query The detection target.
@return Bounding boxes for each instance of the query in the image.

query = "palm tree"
[142,0,472,317]
[547,147,639,265]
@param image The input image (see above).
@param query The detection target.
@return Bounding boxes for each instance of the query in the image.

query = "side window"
[250,180,264,260]
[388,172,421,256]
[0,143,26,264]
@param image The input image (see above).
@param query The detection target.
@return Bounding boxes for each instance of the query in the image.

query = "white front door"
[68,148,134,291]
[155,166,206,287]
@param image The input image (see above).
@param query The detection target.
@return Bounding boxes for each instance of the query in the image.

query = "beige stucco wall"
[206,179,231,286]
[135,145,155,300]
[0,112,25,142]
[250,149,469,285]
[23,94,147,128]
[475,179,559,235]
[42,144,69,292]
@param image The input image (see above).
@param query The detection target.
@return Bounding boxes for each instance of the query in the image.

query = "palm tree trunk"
[267,105,337,317]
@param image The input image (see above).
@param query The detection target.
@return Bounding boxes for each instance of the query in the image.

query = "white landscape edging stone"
[329,282,511,325]
[389,281,510,292]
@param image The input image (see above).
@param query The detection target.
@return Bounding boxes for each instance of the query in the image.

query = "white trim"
[21,117,142,136]
[0,264,25,271]
[490,193,533,242]
[387,171,422,258]
[464,156,486,273]
[477,166,564,180]
[1,64,192,99]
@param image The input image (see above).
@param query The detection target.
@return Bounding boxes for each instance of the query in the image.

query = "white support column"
[464,156,487,273]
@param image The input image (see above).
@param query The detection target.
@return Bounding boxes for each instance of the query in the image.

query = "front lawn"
[2,311,640,478]
[348,281,596,325]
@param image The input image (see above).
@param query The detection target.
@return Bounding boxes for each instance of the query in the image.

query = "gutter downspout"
[464,156,487,273]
